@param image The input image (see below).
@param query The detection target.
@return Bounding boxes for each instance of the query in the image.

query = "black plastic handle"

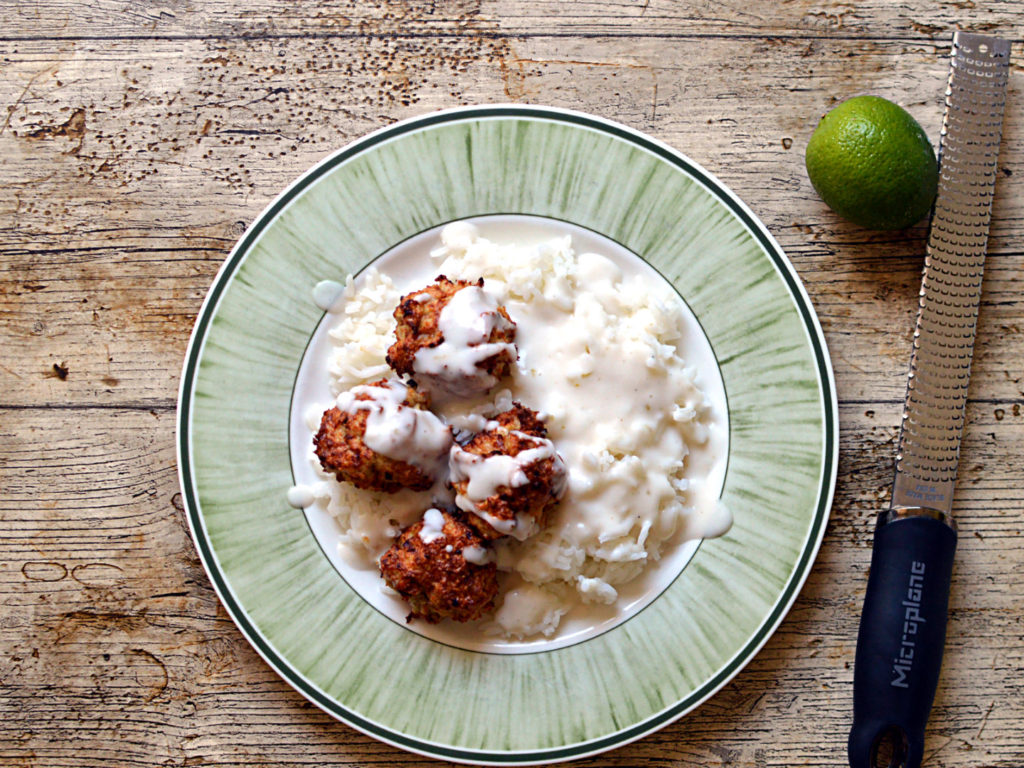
[848,512,957,768]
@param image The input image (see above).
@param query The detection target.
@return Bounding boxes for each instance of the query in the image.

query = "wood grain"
[0,1,1021,40]
[1,1,1022,766]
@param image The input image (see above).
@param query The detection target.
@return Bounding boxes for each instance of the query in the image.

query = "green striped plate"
[177,105,837,764]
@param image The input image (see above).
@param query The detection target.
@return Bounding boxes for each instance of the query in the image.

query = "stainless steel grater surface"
[890,31,1012,516]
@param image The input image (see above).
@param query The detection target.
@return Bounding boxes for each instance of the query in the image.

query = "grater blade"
[890,31,1011,516]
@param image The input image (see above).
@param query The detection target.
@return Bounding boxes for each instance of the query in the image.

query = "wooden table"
[2,3,1021,766]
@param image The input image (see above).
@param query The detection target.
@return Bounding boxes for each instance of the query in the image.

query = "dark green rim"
[176,105,836,764]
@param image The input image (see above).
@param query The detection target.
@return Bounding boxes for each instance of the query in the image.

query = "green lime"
[805,95,938,230]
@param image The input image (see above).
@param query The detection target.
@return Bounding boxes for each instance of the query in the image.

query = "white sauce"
[286,484,317,509]
[474,509,541,541]
[312,280,346,312]
[492,584,567,639]
[450,440,551,500]
[449,433,567,542]
[418,508,446,544]
[412,285,517,397]
[461,545,492,566]
[336,380,452,476]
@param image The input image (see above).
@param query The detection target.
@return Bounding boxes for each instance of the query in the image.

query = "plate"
[177,105,837,764]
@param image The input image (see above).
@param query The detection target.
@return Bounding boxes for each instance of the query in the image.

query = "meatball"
[449,403,568,541]
[379,508,499,624]
[386,276,517,397]
[314,379,451,493]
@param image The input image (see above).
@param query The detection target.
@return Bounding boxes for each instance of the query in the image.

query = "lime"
[805,95,938,230]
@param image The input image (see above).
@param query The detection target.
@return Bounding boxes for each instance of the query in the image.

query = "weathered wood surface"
[1,2,1021,766]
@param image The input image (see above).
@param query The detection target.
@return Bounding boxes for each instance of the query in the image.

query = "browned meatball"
[313,379,450,493]
[450,403,567,541]
[490,402,549,438]
[379,509,499,623]
[385,276,517,396]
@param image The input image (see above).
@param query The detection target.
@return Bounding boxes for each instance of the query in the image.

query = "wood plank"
[1,36,1021,407]
[0,401,1021,765]
[0,0,1021,41]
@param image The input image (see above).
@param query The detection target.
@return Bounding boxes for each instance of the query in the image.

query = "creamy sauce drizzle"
[417,508,446,544]
[449,433,567,542]
[286,484,317,509]
[412,285,517,397]
[492,584,567,639]
[336,380,452,475]
[461,545,492,565]
[312,280,346,312]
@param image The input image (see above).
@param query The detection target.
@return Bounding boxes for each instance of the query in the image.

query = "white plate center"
[289,214,728,654]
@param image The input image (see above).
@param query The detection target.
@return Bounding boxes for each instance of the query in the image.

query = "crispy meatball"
[489,402,549,437]
[385,276,517,397]
[379,508,499,623]
[449,403,568,541]
[314,379,451,493]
